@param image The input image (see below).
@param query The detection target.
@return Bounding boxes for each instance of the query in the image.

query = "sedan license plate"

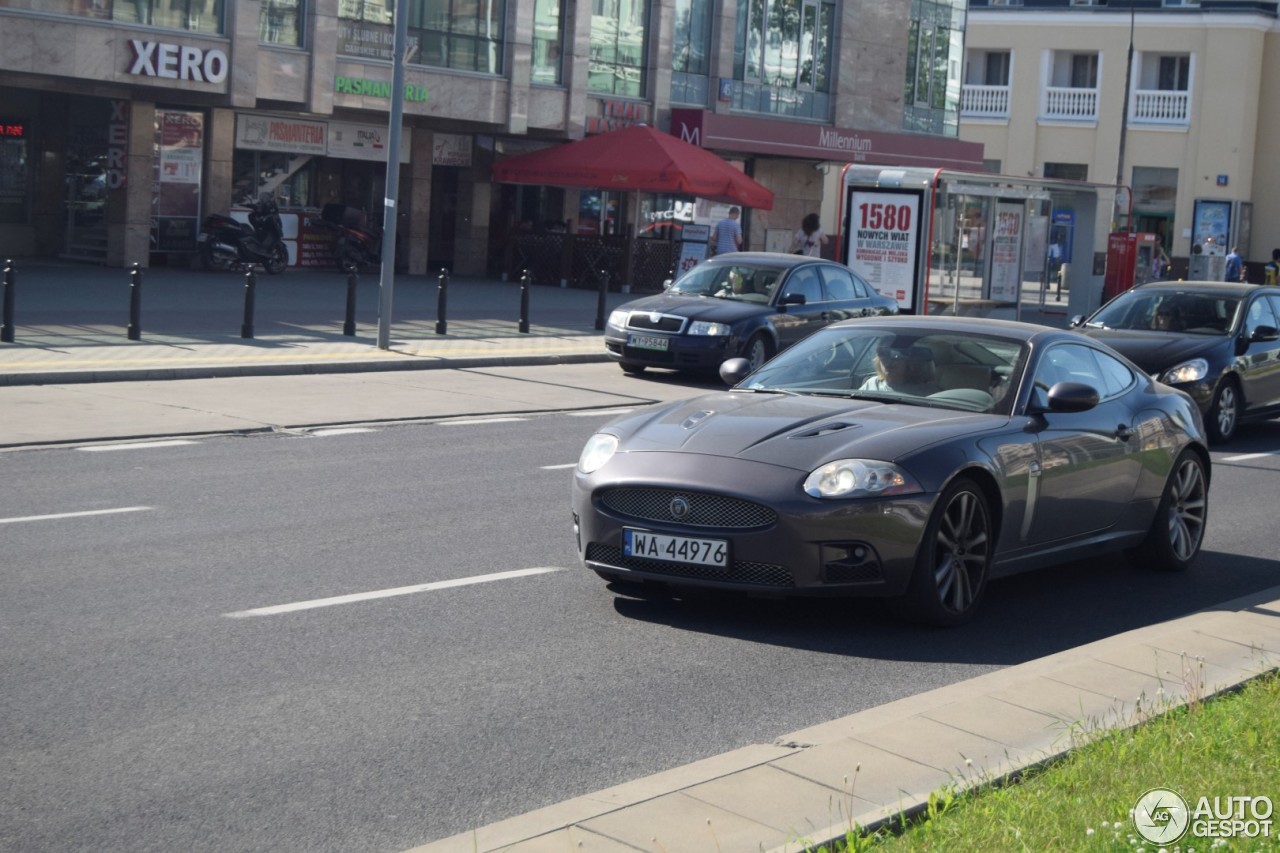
[624,528,728,568]
[627,333,669,352]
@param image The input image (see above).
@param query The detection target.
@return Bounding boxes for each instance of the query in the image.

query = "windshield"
[740,326,1026,414]
[669,263,782,304]
[1086,290,1239,335]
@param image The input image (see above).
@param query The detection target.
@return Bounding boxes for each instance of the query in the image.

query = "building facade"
[961,0,1280,280]
[0,0,982,280]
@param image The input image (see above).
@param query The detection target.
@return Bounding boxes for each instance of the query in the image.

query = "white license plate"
[627,334,669,352]
[624,528,728,568]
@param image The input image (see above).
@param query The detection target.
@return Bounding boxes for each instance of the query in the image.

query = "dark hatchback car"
[1073,282,1280,442]
[604,252,898,375]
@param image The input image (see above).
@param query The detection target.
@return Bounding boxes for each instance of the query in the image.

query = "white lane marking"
[569,409,635,417]
[1220,451,1276,462]
[223,567,564,618]
[310,427,376,437]
[439,417,527,426]
[79,440,198,452]
[0,506,152,525]
[540,463,577,470]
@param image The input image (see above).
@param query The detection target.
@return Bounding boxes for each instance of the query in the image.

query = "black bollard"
[435,267,449,335]
[343,271,358,336]
[241,268,256,339]
[519,269,530,334]
[1,258,14,343]
[126,262,143,341]
[594,268,609,331]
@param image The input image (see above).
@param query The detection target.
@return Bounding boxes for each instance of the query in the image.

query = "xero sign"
[128,40,228,84]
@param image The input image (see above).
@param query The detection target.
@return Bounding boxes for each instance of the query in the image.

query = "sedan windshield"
[740,326,1026,414]
[1086,290,1239,335]
[669,263,783,304]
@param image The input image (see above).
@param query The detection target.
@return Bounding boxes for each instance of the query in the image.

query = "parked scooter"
[318,204,409,274]
[198,196,289,274]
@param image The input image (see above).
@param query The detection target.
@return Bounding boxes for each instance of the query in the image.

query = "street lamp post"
[1113,0,1136,233]
[376,0,410,350]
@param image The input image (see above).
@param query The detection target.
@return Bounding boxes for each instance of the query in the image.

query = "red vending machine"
[1103,232,1158,301]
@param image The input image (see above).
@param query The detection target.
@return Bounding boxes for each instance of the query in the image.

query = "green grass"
[810,668,1280,853]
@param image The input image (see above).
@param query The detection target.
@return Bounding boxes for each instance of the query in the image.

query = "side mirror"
[1040,381,1100,413]
[662,278,674,291]
[1250,324,1279,342]
[1068,315,1086,328]
[779,292,806,306]
[719,357,753,386]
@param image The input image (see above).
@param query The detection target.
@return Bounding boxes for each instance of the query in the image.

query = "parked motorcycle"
[316,204,382,274]
[198,196,289,274]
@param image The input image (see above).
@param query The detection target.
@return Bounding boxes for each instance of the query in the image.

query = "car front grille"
[626,313,685,333]
[599,487,776,529]
[586,543,794,588]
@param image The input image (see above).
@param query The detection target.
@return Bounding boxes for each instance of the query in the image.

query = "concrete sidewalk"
[0,258,619,386]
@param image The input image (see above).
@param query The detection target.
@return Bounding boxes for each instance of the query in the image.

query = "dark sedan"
[574,317,1210,626]
[604,252,898,375]
[1073,282,1280,442]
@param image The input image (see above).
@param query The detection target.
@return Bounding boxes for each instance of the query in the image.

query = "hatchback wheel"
[903,478,991,627]
[743,333,773,371]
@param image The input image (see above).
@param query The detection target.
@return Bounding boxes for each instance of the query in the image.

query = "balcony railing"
[1043,86,1098,121]
[960,84,1010,119]
[1132,89,1190,125]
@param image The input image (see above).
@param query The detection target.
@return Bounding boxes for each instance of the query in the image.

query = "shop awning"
[491,124,774,210]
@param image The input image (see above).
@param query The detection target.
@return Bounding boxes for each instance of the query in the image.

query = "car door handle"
[1115,424,1133,441]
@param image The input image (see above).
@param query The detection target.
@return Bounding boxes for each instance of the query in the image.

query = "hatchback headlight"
[607,310,629,329]
[578,433,618,473]
[1159,358,1208,385]
[804,459,922,499]
[687,321,731,336]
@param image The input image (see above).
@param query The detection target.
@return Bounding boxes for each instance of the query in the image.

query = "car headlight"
[804,459,922,499]
[578,433,618,474]
[1159,358,1209,385]
[687,321,731,336]
[607,310,629,329]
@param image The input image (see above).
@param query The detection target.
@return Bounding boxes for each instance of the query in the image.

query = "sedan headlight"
[804,459,922,499]
[607,310,629,329]
[578,433,618,473]
[687,321,731,336]
[1159,358,1209,385]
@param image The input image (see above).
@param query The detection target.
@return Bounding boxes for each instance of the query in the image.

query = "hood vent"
[681,410,714,429]
[793,421,859,438]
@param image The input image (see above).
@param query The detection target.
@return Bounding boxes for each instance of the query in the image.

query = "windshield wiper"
[738,386,800,396]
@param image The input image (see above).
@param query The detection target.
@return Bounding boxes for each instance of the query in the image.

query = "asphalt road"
[3,380,1280,852]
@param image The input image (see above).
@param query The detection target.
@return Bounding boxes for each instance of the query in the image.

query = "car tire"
[619,361,646,375]
[1206,378,1239,444]
[742,333,774,371]
[902,477,991,627]
[1130,449,1208,573]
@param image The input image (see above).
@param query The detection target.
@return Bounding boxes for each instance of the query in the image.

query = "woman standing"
[790,213,828,257]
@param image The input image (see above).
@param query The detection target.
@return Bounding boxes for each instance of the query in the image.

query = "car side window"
[818,267,857,301]
[781,267,825,305]
[1088,347,1136,398]
[1033,343,1113,401]
[1244,295,1280,338]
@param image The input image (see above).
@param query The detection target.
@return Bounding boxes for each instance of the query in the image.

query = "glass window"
[782,266,824,304]
[1244,295,1280,339]
[0,122,29,225]
[820,266,856,301]
[1044,162,1088,181]
[339,0,504,73]
[903,0,964,136]
[261,0,303,46]
[733,0,834,118]
[1090,348,1136,398]
[532,0,564,84]
[672,0,711,75]
[112,0,224,33]
[589,0,648,96]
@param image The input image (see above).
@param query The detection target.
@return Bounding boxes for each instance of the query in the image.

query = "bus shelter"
[835,165,1114,323]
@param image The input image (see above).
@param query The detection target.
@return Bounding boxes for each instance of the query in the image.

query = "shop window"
[588,0,648,97]
[233,150,319,209]
[0,0,109,17]
[0,121,29,225]
[261,0,303,46]
[1044,162,1088,182]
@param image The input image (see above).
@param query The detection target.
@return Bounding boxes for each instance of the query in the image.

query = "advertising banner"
[236,114,327,155]
[988,201,1025,302]
[845,189,921,311]
[328,121,410,163]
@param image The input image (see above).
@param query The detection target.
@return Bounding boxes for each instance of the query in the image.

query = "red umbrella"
[492,124,774,210]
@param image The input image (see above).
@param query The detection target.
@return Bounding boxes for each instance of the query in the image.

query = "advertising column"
[846,189,922,312]
[988,201,1025,304]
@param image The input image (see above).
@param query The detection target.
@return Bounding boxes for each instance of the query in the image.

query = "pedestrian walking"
[710,206,743,256]
[1264,249,1279,286]
[789,213,828,257]
[1225,246,1244,282]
